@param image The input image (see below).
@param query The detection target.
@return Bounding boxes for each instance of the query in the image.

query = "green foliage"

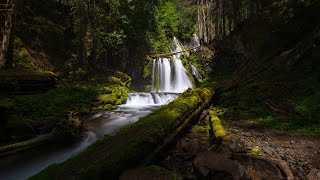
[147,0,197,54]
[148,1,179,53]
[257,116,276,128]
[292,92,320,124]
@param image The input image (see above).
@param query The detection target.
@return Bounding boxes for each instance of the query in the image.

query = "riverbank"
[0,70,131,147]
[0,101,160,179]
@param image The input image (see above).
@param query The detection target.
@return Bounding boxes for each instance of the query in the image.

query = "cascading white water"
[171,37,194,92]
[151,59,156,92]
[125,92,178,105]
[191,34,200,48]
[191,64,202,80]
[130,36,199,106]
[172,58,194,92]
[162,58,172,92]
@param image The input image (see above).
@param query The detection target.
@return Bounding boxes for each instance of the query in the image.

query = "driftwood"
[148,46,200,59]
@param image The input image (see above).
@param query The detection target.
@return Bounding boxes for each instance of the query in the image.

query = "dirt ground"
[156,118,320,179]
[228,120,320,179]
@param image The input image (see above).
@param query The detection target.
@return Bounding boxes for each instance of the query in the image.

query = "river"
[0,104,160,180]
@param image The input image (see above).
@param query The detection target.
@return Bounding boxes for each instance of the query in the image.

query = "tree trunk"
[0,0,14,69]
[197,0,202,44]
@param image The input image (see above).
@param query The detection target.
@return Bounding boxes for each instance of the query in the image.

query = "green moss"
[30,85,215,180]
[50,117,84,144]
[192,125,210,133]
[0,98,14,109]
[108,71,132,88]
[250,147,260,156]
[208,107,226,142]
[0,134,50,154]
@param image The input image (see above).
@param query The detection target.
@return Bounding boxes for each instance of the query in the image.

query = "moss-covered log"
[0,135,50,157]
[0,70,57,94]
[30,85,215,180]
[208,107,226,144]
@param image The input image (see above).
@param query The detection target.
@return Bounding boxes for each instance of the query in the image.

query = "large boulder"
[193,150,245,180]
[231,154,294,180]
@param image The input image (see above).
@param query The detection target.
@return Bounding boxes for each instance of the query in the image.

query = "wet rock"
[193,151,245,180]
[307,169,320,180]
[231,154,294,180]
[228,136,247,153]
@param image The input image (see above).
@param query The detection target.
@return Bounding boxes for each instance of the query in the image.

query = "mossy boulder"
[108,71,131,88]
[50,114,86,145]
[92,85,129,111]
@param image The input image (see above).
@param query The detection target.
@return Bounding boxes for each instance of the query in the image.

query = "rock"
[228,136,247,153]
[231,154,294,180]
[262,146,274,155]
[199,110,208,121]
[193,151,245,180]
[245,170,263,180]
[160,154,194,178]
[121,166,182,180]
[307,169,320,180]
[180,138,202,155]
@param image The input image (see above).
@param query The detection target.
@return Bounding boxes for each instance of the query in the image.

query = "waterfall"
[191,64,202,80]
[128,36,200,106]
[190,34,200,48]
[151,59,156,92]
[159,58,171,92]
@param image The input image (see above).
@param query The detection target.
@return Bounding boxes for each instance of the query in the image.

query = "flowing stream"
[0,101,165,179]
[0,36,201,179]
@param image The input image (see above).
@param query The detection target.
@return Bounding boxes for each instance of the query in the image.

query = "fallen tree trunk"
[30,85,215,180]
[0,134,50,158]
[148,46,200,58]
[0,70,57,94]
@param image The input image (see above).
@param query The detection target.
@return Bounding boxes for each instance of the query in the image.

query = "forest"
[0,0,319,179]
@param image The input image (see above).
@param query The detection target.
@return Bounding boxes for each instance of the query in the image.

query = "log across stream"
[30,86,215,179]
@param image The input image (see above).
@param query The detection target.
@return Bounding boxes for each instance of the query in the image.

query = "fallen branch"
[148,46,200,58]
